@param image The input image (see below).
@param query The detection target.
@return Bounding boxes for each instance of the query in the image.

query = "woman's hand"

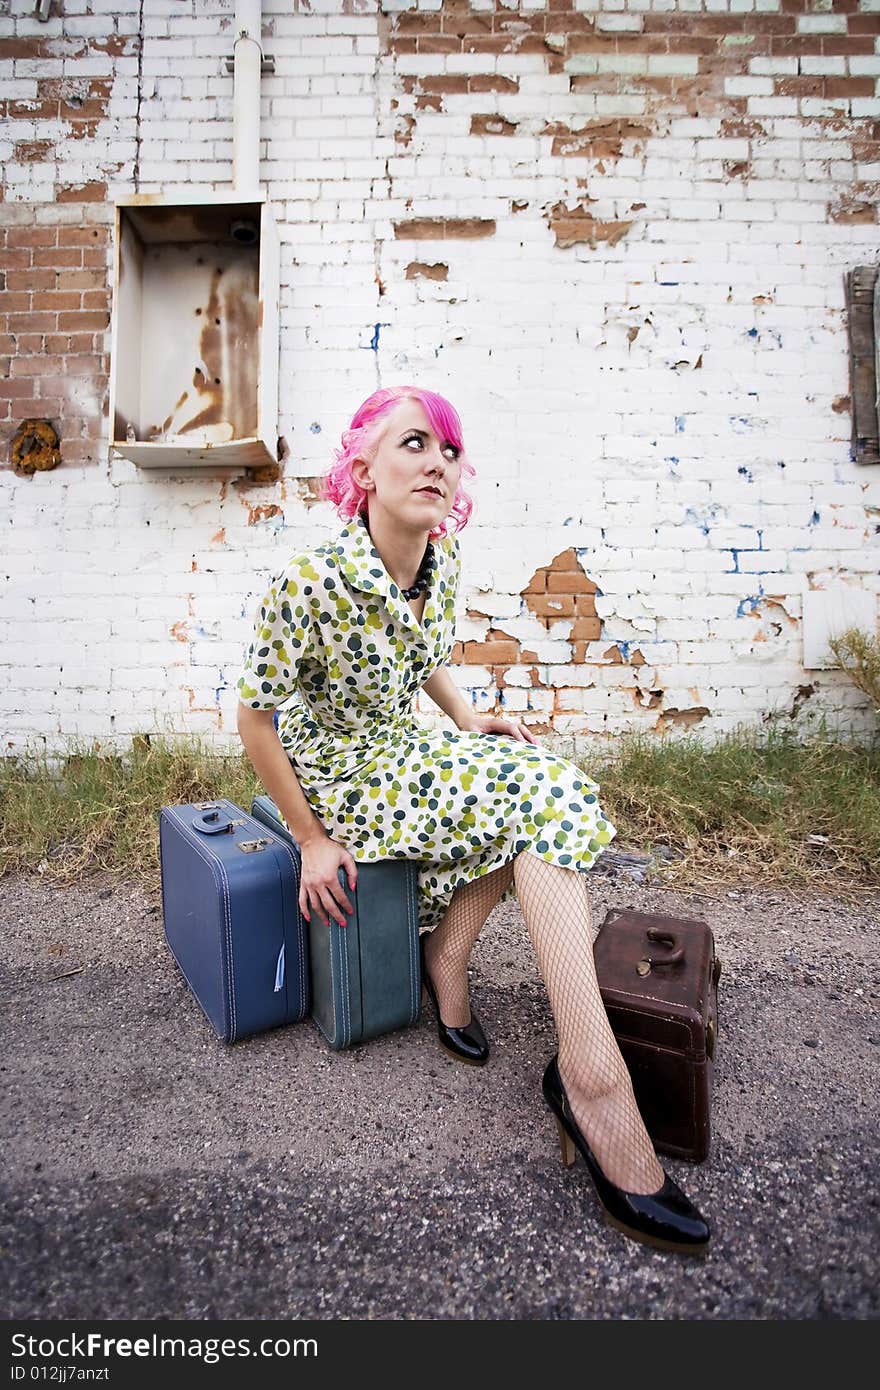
[298,831,359,928]
[456,712,540,745]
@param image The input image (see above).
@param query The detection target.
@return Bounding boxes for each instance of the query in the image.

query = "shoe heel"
[554,1117,577,1168]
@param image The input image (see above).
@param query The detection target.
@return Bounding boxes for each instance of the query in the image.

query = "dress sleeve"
[235,557,317,710]
[440,531,461,661]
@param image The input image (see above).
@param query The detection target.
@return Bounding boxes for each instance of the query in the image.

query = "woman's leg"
[423,861,516,1027]
[512,851,665,1196]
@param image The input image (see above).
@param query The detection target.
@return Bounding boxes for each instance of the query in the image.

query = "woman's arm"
[236,704,325,847]
[421,666,539,745]
[236,703,358,926]
[421,666,472,729]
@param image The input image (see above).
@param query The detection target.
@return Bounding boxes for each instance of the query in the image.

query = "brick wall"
[1,0,879,754]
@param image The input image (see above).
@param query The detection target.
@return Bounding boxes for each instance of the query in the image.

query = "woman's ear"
[351,456,374,492]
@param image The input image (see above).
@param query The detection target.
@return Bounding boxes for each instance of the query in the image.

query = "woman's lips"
[416,486,442,497]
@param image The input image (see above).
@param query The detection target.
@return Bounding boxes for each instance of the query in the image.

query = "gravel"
[1,869,878,1320]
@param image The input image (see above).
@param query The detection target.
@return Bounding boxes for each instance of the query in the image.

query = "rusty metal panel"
[109,194,277,472]
[844,265,880,467]
[258,201,280,460]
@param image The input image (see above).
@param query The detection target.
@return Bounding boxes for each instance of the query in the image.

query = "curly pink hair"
[320,385,475,538]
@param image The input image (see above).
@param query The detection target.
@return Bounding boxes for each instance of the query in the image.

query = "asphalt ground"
[1,869,878,1321]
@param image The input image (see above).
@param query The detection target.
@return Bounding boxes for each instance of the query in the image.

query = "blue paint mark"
[737,595,761,617]
[731,417,753,433]
[756,529,763,549]
[738,466,754,482]
[728,550,740,573]
[777,460,786,469]
[747,328,758,338]
[363,323,391,352]
[674,417,685,433]
[563,516,573,526]
[658,281,679,286]
[810,510,820,525]
[195,625,210,639]
[309,422,321,434]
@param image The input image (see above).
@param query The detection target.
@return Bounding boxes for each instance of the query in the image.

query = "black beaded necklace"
[399,542,435,600]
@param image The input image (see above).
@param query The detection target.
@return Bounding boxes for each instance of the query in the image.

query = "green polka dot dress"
[237,512,616,932]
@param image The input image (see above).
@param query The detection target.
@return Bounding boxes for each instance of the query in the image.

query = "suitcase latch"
[238,838,270,853]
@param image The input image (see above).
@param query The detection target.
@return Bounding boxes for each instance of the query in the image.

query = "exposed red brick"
[469,76,519,94]
[394,218,496,240]
[57,182,107,203]
[547,570,597,595]
[529,594,576,619]
[34,247,82,268]
[14,140,54,162]
[417,37,461,55]
[470,113,518,137]
[547,202,633,249]
[825,78,876,99]
[571,616,602,642]
[57,311,109,331]
[405,262,449,281]
[14,227,58,248]
[463,640,520,664]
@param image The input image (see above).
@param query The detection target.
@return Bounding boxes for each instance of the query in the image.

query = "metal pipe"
[233,0,262,194]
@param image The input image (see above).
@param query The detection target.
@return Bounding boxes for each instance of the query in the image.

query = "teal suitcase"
[250,795,421,1049]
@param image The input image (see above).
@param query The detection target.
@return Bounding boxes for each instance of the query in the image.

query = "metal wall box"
[109,193,280,470]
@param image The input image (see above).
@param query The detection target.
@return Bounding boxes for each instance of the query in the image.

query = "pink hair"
[320,385,475,538]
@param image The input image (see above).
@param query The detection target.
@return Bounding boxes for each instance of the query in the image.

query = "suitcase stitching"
[164,805,236,1043]
[609,1001,705,1145]
[253,825,307,1021]
[341,922,351,1046]
[406,866,419,1024]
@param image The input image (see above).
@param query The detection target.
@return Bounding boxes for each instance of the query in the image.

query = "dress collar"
[332,510,440,642]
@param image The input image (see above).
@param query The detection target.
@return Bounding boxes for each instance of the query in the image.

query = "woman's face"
[355,398,462,533]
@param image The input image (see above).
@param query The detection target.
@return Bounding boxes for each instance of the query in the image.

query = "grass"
[587,721,880,898]
[1,724,879,900]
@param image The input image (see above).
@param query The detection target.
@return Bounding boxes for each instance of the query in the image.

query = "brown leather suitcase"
[594,907,721,1163]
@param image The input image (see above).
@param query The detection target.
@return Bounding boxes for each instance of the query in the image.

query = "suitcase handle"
[192,809,235,836]
[636,927,685,976]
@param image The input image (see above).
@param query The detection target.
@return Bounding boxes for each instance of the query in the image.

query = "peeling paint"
[656,706,710,731]
[546,202,632,250]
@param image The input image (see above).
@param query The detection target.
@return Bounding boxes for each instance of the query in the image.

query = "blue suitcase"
[250,795,421,1050]
[159,798,309,1043]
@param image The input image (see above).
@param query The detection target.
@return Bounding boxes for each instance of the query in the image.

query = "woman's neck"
[364,508,430,590]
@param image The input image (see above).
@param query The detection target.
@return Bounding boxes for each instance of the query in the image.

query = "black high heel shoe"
[419,936,489,1067]
[542,1055,710,1255]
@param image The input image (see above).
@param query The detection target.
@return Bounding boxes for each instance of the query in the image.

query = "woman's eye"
[403,435,423,450]
[442,443,460,461]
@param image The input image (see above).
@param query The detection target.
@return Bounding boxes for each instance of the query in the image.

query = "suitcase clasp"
[238,838,271,853]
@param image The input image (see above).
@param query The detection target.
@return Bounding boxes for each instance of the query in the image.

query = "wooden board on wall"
[844,265,880,467]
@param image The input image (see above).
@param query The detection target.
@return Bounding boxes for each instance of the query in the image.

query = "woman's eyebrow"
[399,427,428,442]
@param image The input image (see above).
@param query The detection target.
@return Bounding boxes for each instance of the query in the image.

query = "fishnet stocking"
[423,861,516,1028]
[513,851,665,1196]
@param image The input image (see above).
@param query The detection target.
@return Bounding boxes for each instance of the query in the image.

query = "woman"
[236,385,710,1255]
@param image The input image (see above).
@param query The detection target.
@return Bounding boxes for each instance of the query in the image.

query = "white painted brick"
[797,16,848,33]
[749,57,798,76]
[725,77,774,96]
